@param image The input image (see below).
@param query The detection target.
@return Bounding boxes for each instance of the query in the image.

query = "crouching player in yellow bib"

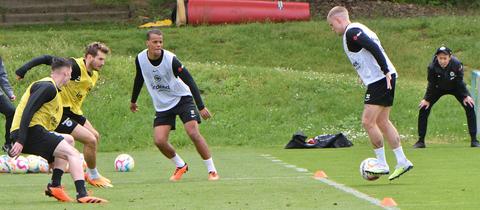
[9,58,107,203]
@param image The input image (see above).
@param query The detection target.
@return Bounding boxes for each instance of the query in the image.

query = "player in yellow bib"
[9,58,107,203]
[15,42,112,188]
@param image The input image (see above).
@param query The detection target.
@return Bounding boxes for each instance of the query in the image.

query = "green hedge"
[392,0,480,7]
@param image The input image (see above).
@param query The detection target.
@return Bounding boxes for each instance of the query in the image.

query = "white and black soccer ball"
[359,158,380,181]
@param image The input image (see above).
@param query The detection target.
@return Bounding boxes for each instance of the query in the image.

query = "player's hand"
[16,75,23,81]
[199,107,211,120]
[9,142,23,158]
[130,102,138,113]
[463,96,475,108]
[9,95,16,101]
[385,72,392,90]
[418,99,430,109]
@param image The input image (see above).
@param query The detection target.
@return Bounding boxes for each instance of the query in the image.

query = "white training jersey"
[137,49,192,112]
[343,22,397,85]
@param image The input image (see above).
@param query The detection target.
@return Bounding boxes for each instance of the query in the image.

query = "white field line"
[260,154,399,210]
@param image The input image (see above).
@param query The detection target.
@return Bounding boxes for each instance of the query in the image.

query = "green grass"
[1,17,480,151]
[0,148,383,210]
[1,16,480,209]
[1,144,479,209]
[270,143,480,210]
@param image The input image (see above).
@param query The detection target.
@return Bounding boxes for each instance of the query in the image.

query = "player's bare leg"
[377,107,413,180]
[184,120,218,180]
[154,125,188,181]
[362,104,389,175]
[71,122,111,187]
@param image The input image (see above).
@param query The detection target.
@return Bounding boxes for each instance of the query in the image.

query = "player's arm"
[15,55,56,79]
[130,56,144,112]
[10,82,56,157]
[172,57,210,119]
[453,61,470,98]
[172,56,205,110]
[346,28,389,75]
[0,57,15,100]
[68,58,81,81]
[452,60,474,107]
[423,65,436,102]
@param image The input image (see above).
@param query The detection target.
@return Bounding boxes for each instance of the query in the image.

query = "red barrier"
[187,0,310,25]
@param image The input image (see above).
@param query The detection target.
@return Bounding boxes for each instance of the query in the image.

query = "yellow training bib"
[11,77,63,132]
[60,58,98,115]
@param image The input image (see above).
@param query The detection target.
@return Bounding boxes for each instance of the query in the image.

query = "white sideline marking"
[295,168,309,172]
[262,154,399,210]
[221,176,311,181]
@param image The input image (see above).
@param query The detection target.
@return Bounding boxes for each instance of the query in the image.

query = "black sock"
[50,169,64,187]
[418,137,425,143]
[74,180,88,199]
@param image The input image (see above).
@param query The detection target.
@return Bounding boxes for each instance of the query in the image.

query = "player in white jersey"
[130,29,219,181]
[327,6,413,180]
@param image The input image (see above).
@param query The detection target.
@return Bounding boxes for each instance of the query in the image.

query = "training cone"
[313,170,328,179]
[380,197,397,207]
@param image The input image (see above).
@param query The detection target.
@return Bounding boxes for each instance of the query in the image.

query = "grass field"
[1,144,479,209]
[1,16,480,209]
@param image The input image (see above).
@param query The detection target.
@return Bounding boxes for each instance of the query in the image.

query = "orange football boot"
[45,184,74,202]
[77,196,108,203]
[169,164,188,181]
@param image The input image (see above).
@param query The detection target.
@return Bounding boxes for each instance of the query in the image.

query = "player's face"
[436,53,451,68]
[59,66,72,87]
[89,51,107,71]
[328,17,345,35]
[146,34,163,57]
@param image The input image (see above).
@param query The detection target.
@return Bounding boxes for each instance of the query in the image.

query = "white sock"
[393,146,408,165]
[203,158,216,173]
[170,154,186,168]
[374,147,387,166]
[87,167,100,179]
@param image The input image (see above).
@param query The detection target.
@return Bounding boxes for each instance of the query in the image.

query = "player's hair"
[147,29,163,40]
[51,57,72,71]
[327,6,350,21]
[84,42,110,57]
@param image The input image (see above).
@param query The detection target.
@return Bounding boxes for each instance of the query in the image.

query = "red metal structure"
[186,0,310,25]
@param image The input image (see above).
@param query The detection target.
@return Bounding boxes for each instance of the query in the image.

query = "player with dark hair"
[15,42,112,187]
[9,58,107,203]
[414,46,480,148]
[130,29,219,181]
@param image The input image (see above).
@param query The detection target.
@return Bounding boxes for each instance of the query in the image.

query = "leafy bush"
[392,0,480,8]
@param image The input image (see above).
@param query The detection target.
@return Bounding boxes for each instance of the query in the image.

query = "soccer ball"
[114,154,134,172]
[27,155,49,173]
[359,158,380,181]
[0,155,11,173]
[9,156,29,174]
[27,155,40,173]
[37,156,50,173]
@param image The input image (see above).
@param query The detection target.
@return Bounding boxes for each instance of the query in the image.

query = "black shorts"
[154,96,201,130]
[364,74,396,107]
[55,107,87,134]
[10,125,63,163]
